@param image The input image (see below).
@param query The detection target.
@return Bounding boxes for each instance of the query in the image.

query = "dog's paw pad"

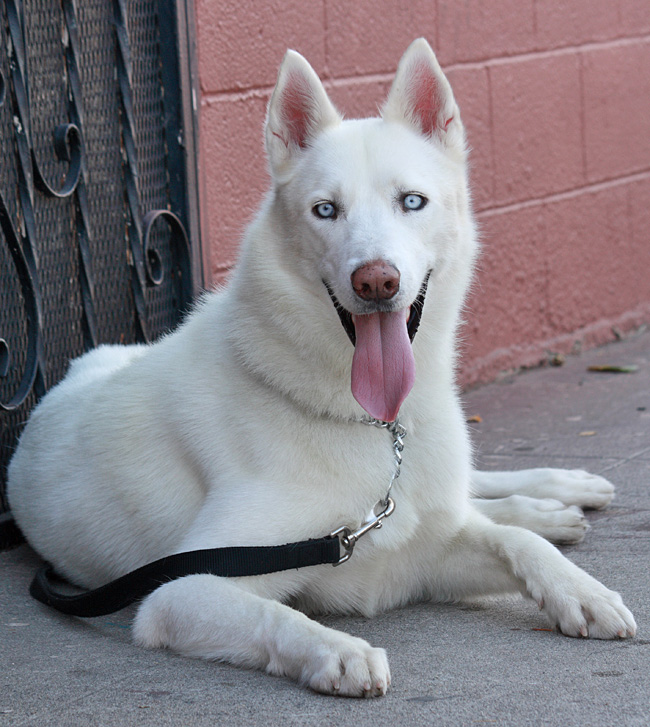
[305,641,390,698]
[540,469,615,510]
[507,496,589,544]
[544,503,589,545]
[542,581,637,640]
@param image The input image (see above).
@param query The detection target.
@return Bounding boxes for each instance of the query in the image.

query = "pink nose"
[351,260,401,301]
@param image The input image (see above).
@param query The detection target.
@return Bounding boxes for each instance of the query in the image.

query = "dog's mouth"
[324,273,430,422]
[324,273,430,347]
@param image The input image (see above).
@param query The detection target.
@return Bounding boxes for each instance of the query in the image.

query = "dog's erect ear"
[382,38,464,154]
[266,50,342,180]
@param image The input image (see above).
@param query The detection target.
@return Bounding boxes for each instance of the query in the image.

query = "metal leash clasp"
[329,416,405,566]
[330,496,395,565]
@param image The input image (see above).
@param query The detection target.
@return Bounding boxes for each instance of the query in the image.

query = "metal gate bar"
[0,0,202,526]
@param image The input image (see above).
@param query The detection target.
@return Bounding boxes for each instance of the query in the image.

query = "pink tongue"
[351,311,415,422]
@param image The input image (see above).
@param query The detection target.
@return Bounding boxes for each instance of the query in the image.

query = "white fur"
[7,39,635,698]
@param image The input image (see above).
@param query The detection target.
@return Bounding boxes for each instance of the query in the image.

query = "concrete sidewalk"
[1,331,649,726]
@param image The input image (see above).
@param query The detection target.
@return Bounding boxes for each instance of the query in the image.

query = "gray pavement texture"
[1,330,649,727]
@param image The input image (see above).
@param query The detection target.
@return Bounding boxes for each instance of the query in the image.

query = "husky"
[8,39,635,697]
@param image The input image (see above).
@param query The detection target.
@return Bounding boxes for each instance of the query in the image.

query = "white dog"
[8,39,635,697]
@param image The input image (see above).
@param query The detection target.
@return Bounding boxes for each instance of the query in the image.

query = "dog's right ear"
[382,38,465,157]
[265,50,341,180]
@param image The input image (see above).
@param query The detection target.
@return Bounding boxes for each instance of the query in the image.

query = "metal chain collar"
[330,417,407,565]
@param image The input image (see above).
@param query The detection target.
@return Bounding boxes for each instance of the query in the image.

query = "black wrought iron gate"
[0,0,203,545]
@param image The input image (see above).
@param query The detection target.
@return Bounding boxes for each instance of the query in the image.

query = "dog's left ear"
[382,38,465,155]
[266,50,342,181]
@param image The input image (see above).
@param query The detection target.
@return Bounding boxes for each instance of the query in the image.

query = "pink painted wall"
[194,0,650,386]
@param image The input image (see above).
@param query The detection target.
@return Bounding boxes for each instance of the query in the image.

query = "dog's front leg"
[132,573,390,697]
[430,509,636,639]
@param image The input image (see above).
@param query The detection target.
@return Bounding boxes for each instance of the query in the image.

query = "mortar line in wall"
[625,178,636,249]
[321,72,398,89]
[577,51,588,183]
[477,169,650,219]
[201,71,398,105]
[323,0,331,80]
[201,87,273,104]
[485,65,497,204]
[460,301,650,388]
[442,33,650,74]
[201,33,650,103]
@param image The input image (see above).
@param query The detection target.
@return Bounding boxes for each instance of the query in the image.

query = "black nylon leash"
[30,536,341,617]
[29,419,404,618]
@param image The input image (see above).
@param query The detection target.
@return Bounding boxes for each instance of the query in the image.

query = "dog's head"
[263,39,477,421]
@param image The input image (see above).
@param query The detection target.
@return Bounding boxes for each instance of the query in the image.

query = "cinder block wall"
[195,0,650,386]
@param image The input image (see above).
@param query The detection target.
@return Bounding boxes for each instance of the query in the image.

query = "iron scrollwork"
[2,0,98,407]
[0,192,41,412]
[113,0,193,342]
[1,0,45,411]
[143,210,192,304]
[2,0,194,422]
[32,123,83,199]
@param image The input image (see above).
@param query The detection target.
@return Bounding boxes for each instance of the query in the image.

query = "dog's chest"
[192,416,423,544]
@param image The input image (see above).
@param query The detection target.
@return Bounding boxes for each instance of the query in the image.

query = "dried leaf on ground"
[587,364,638,374]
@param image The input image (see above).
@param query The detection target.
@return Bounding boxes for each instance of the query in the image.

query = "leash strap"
[30,536,341,617]
[29,419,406,617]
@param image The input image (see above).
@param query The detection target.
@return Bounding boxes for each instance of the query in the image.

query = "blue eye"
[402,193,427,211]
[313,202,337,219]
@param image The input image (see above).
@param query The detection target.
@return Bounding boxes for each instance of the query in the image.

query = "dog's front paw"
[533,574,636,640]
[298,635,391,698]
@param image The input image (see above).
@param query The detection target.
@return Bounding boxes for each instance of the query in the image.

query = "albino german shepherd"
[8,39,635,697]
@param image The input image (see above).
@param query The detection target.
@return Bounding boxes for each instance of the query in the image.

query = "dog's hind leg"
[471,494,588,544]
[132,574,390,697]
[470,468,616,543]
[427,509,636,639]
[471,468,615,509]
